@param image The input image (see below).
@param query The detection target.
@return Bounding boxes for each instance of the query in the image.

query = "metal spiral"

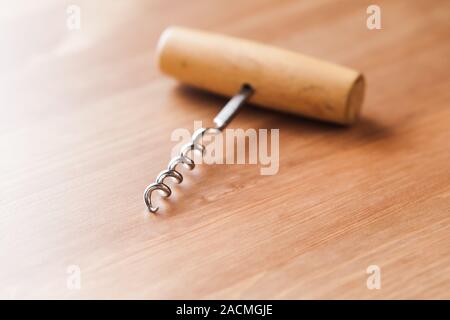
[143,84,254,213]
[143,127,220,213]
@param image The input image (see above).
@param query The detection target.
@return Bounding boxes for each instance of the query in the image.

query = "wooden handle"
[157,26,365,125]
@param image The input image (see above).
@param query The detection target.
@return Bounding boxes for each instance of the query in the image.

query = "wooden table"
[1,0,449,299]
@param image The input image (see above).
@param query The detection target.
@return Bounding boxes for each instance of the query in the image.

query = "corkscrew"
[143,26,365,213]
[144,85,253,213]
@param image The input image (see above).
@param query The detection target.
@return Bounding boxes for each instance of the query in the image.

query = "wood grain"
[0,0,449,299]
[158,26,364,124]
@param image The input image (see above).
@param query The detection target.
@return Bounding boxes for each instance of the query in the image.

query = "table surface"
[1,0,449,299]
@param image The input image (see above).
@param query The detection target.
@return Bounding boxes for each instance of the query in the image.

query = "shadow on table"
[173,84,395,146]
[151,84,401,216]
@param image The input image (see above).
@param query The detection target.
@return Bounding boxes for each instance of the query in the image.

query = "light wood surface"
[158,26,364,124]
[1,0,449,299]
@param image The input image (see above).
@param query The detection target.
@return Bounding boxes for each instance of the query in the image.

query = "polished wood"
[0,0,449,299]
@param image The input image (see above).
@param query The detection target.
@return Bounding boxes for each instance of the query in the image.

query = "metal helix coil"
[143,127,220,213]
[143,84,253,213]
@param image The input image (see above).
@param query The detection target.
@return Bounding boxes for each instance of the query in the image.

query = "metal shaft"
[213,84,254,130]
